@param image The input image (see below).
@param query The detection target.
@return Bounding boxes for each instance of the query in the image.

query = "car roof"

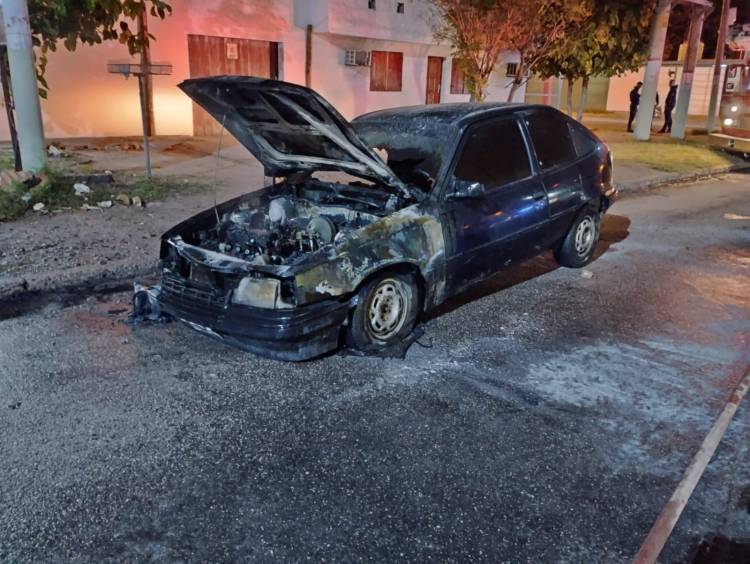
[353,102,545,128]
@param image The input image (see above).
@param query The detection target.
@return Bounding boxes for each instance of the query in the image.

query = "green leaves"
[533,0,657,82]
[28,1,173,91]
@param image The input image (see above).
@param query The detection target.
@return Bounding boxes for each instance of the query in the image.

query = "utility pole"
[634,0,672,141]
[2,0,45,171]
[706,0,730,132]
[671,6,708,139]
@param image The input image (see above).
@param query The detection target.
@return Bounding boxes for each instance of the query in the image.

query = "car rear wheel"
[555,207,600,268]
[347,271,419,352]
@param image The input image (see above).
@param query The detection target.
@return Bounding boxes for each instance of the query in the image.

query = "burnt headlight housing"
[231,276,295,309]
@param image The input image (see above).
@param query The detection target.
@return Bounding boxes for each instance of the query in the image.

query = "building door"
[187,34,279,136]
[425,56,443,104]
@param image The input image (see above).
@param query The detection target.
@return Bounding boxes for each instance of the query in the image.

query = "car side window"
[525,111,577,171]
[452,118,531,188]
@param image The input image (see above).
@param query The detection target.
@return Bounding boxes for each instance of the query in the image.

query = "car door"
[442,115,550,294]
[522,109,587,246]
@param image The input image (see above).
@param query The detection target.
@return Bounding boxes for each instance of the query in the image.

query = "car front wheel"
[346,271,420,352]
[555,207,600,268]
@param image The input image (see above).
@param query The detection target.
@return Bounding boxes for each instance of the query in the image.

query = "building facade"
[0,0,524,141]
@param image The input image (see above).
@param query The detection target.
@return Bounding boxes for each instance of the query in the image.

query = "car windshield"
[353,115,456,193]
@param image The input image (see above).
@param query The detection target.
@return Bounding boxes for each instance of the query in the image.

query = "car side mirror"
[448,180,485,200]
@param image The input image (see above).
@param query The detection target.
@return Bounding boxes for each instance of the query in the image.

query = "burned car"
[152,76,616,360]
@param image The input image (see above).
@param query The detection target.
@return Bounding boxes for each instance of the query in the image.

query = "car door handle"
[532,192,546,201]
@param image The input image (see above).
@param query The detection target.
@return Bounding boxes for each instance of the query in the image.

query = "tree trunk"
[0,47,22,171]
[566,78,574,116]
[507,59,525,103]
[577,75,590,122]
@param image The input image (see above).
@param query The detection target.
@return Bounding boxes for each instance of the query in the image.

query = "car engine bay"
[194,194,381,266]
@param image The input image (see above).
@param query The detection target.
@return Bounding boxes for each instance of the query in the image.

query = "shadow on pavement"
[424,214,631,321]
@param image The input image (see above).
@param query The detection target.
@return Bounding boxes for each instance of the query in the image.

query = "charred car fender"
[292,204,447,310]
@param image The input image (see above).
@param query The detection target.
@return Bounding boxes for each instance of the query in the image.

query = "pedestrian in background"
[627,81,643,132]
[659,79,678,133]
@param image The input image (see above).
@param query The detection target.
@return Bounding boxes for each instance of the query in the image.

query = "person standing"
[627,81,643,132]
[659,79,678,133]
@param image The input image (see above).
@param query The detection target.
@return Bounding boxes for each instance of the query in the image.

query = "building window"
[370,51,403,92]
[506,63,518,77]
[450,59,468,95]
[368,0,376,9]
[396,2,405,13]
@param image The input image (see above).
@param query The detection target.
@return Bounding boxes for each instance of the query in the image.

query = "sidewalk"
[0,131,747,304]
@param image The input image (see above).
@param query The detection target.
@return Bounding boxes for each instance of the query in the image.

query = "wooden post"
[138,74,152,178]
[137,8,155,137]
[305,24,312,88]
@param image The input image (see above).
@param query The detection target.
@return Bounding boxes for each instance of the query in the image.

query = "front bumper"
[157,273,350,361]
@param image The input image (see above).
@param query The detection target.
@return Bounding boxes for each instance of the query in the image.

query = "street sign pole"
[107,61,172,178]
[137,74,152,177]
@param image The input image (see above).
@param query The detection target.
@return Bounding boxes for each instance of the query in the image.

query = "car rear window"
[568,120,599,157]
[453,118,531,187]
[524,111,577,171]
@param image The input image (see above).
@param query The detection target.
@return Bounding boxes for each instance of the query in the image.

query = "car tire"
[555,206,601,268]
[346,271,420,352]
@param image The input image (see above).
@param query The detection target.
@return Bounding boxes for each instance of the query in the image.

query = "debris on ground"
[47,144,65,158]
[97,200,113,209]
[581,270,594,279]
[131,196,145,208]
[104,142,143,152]
[344,326,426,360]
[128,283,171,324]
[70,172,114,186]
[0,169,32,187]
[32,202,45,212]
[73,183,91,196]
[115,194,132,206]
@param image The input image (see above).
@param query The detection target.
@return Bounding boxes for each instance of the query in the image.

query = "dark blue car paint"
[160,89,616,360]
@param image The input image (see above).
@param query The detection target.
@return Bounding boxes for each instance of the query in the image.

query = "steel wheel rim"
[574,216,596,256]
[367,278,408,340]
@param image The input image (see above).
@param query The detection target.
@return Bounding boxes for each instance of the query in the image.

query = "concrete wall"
[305,0,435,44]
[0,0,305,140]
[311,33,522,118]
[606,63,727,116]
[0,0,523,140]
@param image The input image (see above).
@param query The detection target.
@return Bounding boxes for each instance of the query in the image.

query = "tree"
[534,0,656,120]
[1,1,172,171]
[501,0,586,102]
[29,0,172,98]
[429,0,507,101]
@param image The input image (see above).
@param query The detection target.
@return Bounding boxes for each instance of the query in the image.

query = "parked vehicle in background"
[149,77,617,360]
[710,23,750,155]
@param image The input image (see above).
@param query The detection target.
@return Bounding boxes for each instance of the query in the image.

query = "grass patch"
[0,183,27,221]
[607,140,735,173]
[113,174,208,201]
[0,167,209,222]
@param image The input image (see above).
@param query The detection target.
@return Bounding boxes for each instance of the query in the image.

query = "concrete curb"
[615,162,750,195]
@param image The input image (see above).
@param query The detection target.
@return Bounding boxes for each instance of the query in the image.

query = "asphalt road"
[1,174,749,563]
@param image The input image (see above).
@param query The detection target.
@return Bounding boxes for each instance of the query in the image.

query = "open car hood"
[179,76,409,196]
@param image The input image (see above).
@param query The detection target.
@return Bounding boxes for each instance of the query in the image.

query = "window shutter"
[387,52,403,92]
[370,50,402,92]
[370,51,387,91]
